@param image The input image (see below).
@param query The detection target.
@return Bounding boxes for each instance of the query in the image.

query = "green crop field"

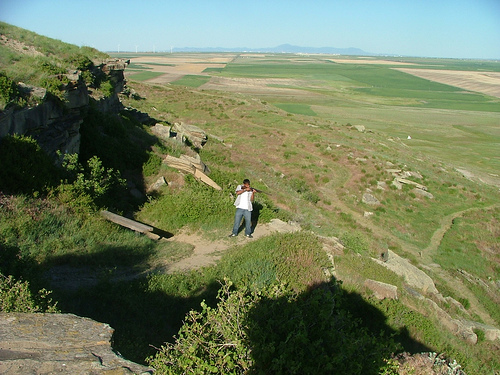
[170,74,212,88]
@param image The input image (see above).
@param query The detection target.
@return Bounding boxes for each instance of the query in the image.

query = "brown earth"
[395,68,500,98]
[126,54,500,100]
[164,218,301,273]
[329,58,416,65]
[126,55,235,84]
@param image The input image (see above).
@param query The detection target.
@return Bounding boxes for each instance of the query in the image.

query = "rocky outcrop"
[371,251,500,344]
[0,83,85,160]
[172,122,207,149]
[364,279,398,300]
[0,312,152,374]
[0,59,129,161]
[373,250,439,294]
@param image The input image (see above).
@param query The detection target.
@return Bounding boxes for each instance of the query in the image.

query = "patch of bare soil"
[0,35,43,57]
[46,219,301,291]
[201,76,319,97]
[164,219,301,273]
[329,58,416,66]
[126,55,235,84]
[395,68,500,98]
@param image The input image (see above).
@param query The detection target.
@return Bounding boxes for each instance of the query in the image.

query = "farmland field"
[117,52,500,187]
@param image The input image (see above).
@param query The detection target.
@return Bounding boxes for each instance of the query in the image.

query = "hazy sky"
[1,0,499,59]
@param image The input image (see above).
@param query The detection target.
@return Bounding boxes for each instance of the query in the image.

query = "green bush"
[65,53,94,71]
[0,135,59,195]
[142,152,162,177]
[57,153,126,211]
[0,273,58,313]
[149,279,397,374]
[99,79,115,97]
[0,72,19,109]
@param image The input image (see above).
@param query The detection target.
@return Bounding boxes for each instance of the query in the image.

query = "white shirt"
[234,185,253,211]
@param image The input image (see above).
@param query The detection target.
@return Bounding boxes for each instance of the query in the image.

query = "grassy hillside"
[1,24,500,374]
[0,21,109,109]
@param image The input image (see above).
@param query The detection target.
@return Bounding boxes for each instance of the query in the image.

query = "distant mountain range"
[172,44,377,55]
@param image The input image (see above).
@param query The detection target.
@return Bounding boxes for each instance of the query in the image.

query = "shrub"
[65,53,94,71]
[0,135,59,195]
[0,273,58,313]
[99,79,115,97]
[0,72,19,109]
[57,153,125,211]
[142,151,162,177]
[149,279,397,374]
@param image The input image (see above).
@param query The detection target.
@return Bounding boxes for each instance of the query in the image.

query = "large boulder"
[372,250,439,294]
[172,122,207,148]
[0,313,152,374]
[364,279,398,300]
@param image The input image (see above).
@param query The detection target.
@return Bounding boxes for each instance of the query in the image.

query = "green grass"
[434,207,500,279]
[170,74,211,88]
[3,30,500,373]
[274,102,317,116]
[0,21,108,88]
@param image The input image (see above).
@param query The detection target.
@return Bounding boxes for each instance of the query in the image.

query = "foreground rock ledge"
[0,313,153,374]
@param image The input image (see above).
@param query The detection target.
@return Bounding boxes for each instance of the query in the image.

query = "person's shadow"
[250,201,264,234]
[244,280,432,374]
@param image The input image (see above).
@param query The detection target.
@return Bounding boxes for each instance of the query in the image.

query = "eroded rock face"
[0,313,153,375]
[0,59,129,161]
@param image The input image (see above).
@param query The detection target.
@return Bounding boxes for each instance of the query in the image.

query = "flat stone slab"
[0,313,152,374]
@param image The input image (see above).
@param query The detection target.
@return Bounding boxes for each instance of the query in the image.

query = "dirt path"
[420,203,500,263]
[165,219,301,273]
[319,187,500,326]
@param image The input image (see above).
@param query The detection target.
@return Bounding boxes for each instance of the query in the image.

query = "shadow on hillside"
[2,233,434,370]
[37,243,221,364]
[78,107,163,213]
[244,281,433,374]
[39,249,432,371]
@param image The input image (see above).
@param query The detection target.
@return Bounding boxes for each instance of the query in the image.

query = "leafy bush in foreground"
[0,273,58,313]
[149,279,398,375]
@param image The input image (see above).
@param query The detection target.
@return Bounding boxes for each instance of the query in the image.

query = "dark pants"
[232,208,252,236]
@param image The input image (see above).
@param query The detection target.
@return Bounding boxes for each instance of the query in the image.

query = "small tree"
[57,153,125,211]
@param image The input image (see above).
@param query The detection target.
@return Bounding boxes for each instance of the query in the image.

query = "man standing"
[229,179,256,238]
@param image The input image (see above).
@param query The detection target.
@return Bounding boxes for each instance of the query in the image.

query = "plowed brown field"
[395,68,500,98]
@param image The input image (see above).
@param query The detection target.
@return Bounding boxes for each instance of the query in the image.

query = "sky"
[1,0,499,59]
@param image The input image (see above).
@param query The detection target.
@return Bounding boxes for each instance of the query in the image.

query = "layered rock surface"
[0,312,152,374]
[0,59,128,160]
